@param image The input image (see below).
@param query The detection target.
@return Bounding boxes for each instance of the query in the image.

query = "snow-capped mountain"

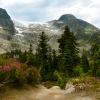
[14,22,62,52]
[0,8,100,53]
[13,14,100,52]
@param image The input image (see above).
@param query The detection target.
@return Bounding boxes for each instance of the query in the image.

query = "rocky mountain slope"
[0,8,15,53]
[49,14,100,42]
[0,8,15,37]
[14,14,100,51]
[0,8,100,53]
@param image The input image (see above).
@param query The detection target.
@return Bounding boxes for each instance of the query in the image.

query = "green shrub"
[96,68,100,77]
[54,70,68,89]
[73,66,84,77]
[0,57,8,66]
[26,67,40,85]
[0,72,7,82]
[9,68,27,87]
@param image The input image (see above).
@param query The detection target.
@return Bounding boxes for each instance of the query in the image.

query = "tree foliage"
[37,32,50,80]
[81,49,90,73]
[58,26,79,76]
[90,43,100,76]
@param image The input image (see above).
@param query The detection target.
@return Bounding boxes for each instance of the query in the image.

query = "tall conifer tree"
[58,26,79,76]
[37,32,49,80]
[81,49,90,73]
[90,43,100,76]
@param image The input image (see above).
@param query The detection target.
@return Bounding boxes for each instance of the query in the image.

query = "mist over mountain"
[0,8,100,53]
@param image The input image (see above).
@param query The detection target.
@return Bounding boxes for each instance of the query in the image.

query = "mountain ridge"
[0,8,100,53]
[0,8,15,34]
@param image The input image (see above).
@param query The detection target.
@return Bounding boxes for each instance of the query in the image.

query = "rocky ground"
[0,84,100,100]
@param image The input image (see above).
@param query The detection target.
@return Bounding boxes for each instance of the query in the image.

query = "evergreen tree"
[10,49,22,59]
[52,49,58,72]
[58,26,79,76]
[90,43,100,76]
[37,32,49,80]
[90,43,99,57]
[29,44,33,53]
[20,50,27,63]
[81,49,90,73]
[48,46,53,70]
[26,44,34,66]
[47,48,58,80]
[35,46,41,67]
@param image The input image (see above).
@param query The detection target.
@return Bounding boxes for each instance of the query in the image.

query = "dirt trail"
[0,85,99,100]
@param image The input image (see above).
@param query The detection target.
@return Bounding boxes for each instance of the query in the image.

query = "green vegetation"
[0,26,100,89]
[54,70,68,89]
[0,57,40,87]
[90,43,100,77]
[58,26,79,77]
[81,49,90,73]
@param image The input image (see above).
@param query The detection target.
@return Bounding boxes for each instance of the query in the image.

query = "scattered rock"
[64,83,75,94]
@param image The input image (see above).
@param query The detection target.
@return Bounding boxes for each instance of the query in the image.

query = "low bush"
[96,67,100,77]
[0,66,12,82]
[73,66,84,77]
[0,60,40,87]
[25,67,40,85]
[54,70,68,89]
[9,68,27,87]
[0,57,9,66]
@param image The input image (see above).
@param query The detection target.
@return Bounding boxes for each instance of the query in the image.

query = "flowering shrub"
[0,59,40,87]
[0,66,11,82]
[0,66,12,72]
[9,68,27,87]
[26,67,40,85]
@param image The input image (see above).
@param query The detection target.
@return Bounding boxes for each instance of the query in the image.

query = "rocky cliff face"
[0,8,15,53]
[50,14,100,42]
[0,8,15,39]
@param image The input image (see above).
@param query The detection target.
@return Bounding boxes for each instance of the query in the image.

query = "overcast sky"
[0,0,100,28]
